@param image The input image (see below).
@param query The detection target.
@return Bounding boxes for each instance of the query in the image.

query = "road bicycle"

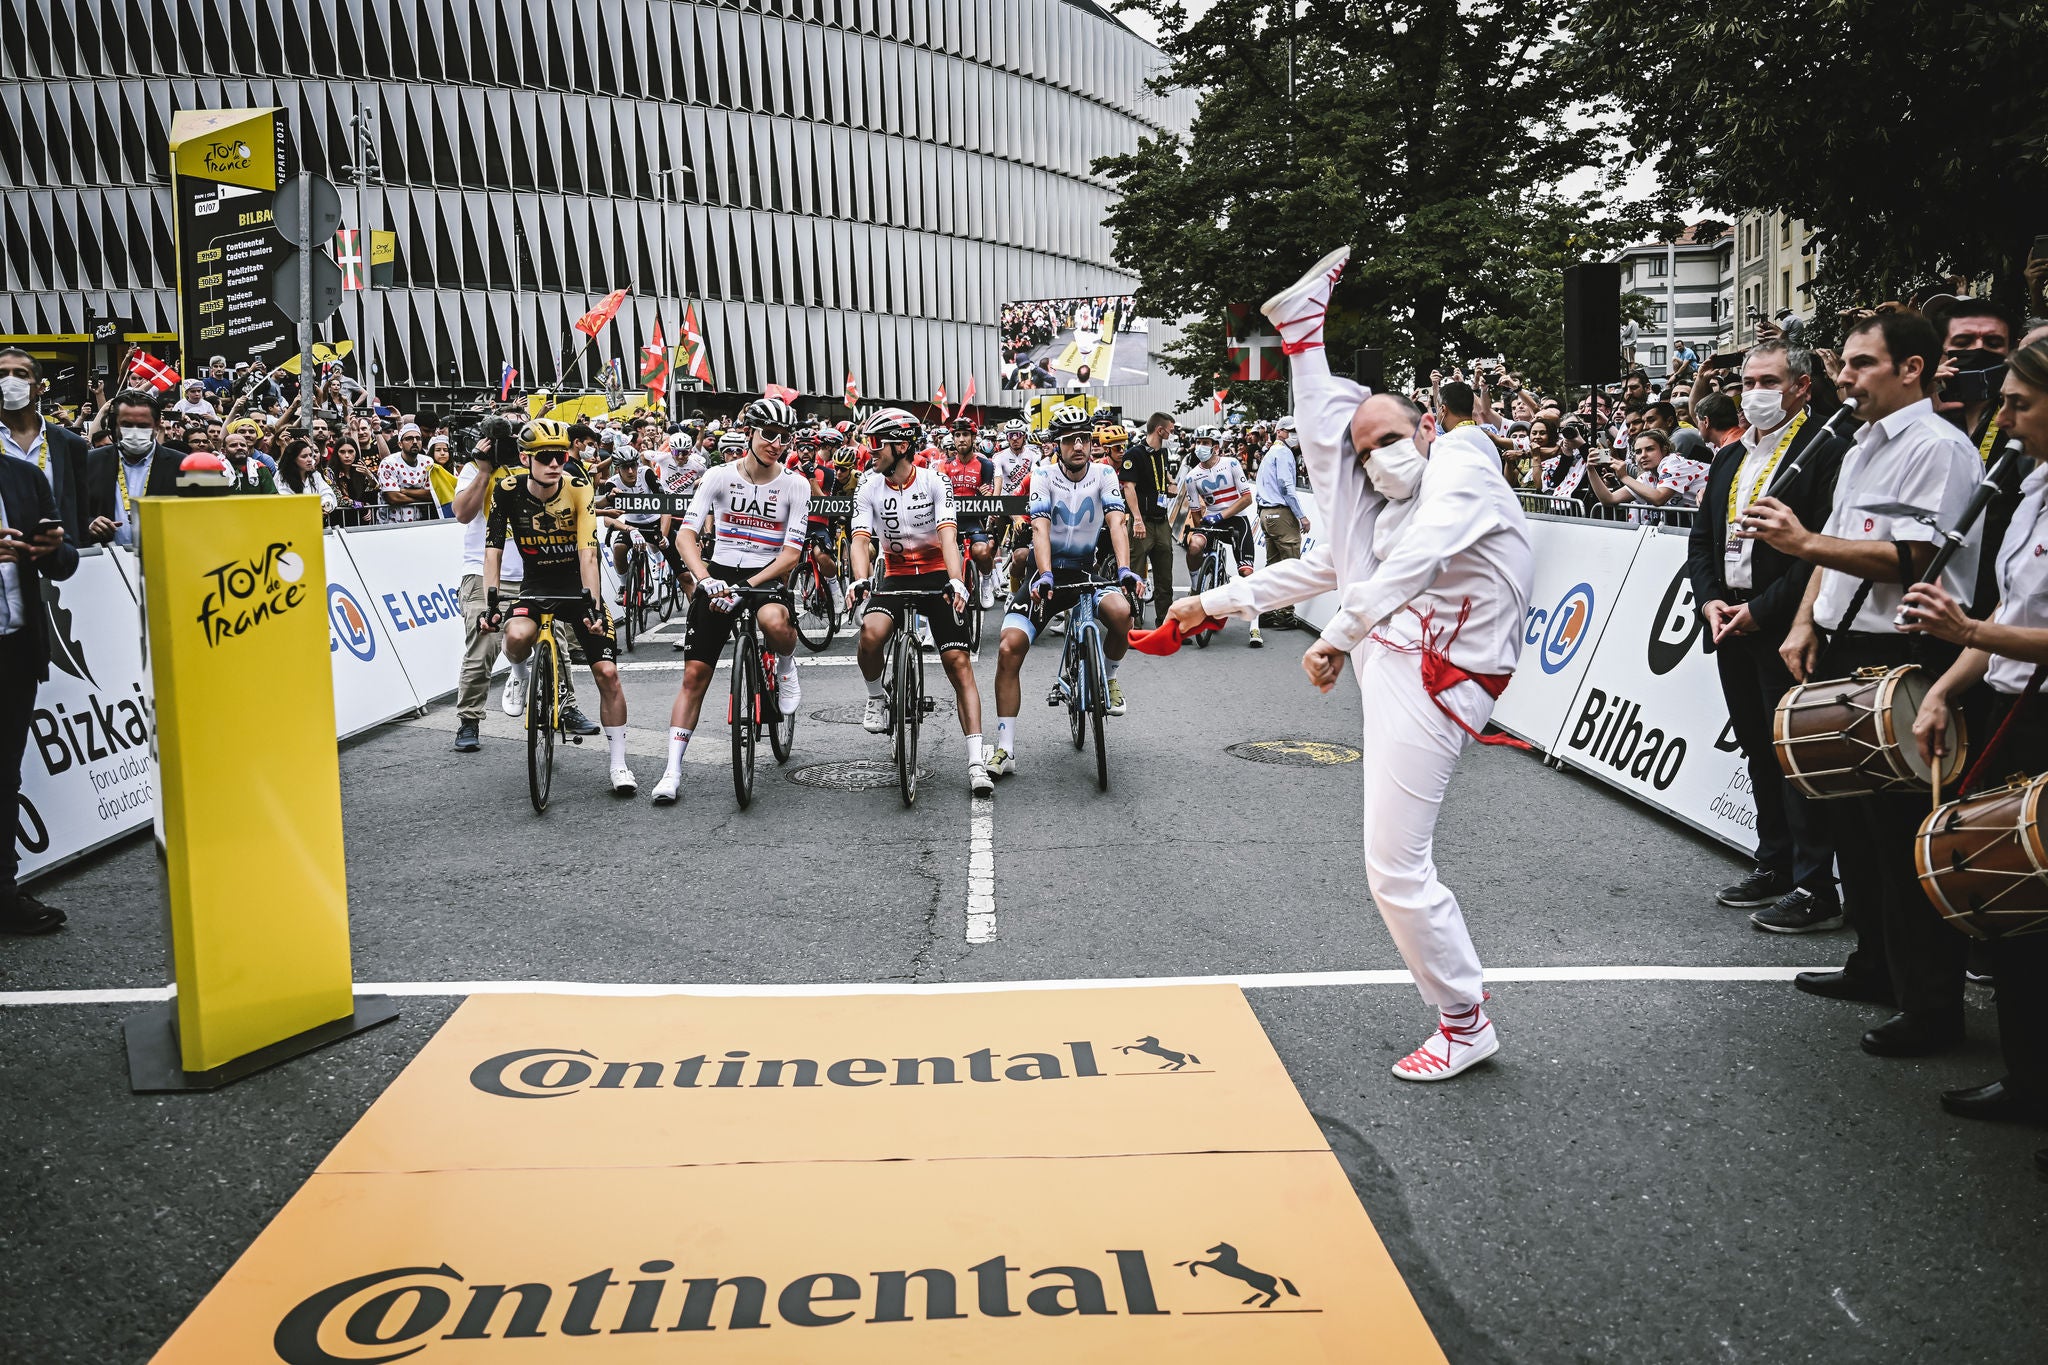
[1042,577,1135,793]
[792,535,841,652]
[864,584,944,807]
[714,584,798,810]
[616,533,658,652]
[1183,519,1243,650]
[509,595,591,815]
[961,557,985,653]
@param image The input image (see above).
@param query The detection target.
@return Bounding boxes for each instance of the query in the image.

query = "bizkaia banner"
[317,986,1329,1173]
[156,1153,1448,1363]
[153,987,1450,1362]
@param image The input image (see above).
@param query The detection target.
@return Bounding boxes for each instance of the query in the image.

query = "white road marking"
[1830,1289,1862,1326]
[617,657,860,672]
[967,793,996,944]
[0,965,1826,1008]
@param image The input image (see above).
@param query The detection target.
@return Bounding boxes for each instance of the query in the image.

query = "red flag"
[764,382,799,405]
[844,373,860,408]
[932,384,949,424]
[639,322,669,402]
[573,288,630,337]
[1127,617,1226,656]
[962,375,977,410]
[129,351,180,392]
[678,303,714,385]
[499,361,518,401]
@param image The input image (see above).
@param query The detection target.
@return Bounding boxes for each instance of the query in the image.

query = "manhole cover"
[1225,739,1362,767]
[787,760,935,790]
[813,700,954,725]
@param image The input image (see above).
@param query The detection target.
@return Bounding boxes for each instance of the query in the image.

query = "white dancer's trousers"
[1354,634,1490,1009]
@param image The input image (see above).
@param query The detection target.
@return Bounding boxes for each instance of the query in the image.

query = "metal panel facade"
[1,0,1192,410]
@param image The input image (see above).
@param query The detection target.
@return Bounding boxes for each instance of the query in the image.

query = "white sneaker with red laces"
[1260,246,1352,354]
[1391,1016,1499,1082]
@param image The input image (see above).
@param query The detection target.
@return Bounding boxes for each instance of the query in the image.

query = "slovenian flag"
[499,360,518,400]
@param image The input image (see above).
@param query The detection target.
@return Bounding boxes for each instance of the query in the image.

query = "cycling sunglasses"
[529,449,567,466]
[757,425,791,442]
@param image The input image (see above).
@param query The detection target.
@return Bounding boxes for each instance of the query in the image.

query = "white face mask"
[1365,437,1428,500]
[1741,388,1789,432]
[0,376,31,410]
[118,425,155,455]
[1284,434,1300,450]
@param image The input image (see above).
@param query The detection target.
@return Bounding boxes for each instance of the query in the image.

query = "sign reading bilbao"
[318,988,1326,1173]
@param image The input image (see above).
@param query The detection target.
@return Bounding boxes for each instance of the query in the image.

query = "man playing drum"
[1902,336,2048,1171]
[1740,313,1984,1057]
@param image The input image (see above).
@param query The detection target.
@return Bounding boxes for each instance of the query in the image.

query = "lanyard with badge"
[1979,420,2004,464]
[1725,412,1808,558]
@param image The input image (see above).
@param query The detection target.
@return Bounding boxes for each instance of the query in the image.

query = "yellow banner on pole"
[133,496,389,1083]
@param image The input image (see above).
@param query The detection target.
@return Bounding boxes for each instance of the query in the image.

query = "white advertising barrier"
[1549,526,1752,850]
[16,549,157,880]
[323,533,426,739]
[1279,485,1348,633]
[332,520,469,704]
[1489,516,1645,749]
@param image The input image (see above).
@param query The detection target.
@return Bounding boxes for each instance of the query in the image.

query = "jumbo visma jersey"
[486,473,598,589]
[1027,461,1127,568]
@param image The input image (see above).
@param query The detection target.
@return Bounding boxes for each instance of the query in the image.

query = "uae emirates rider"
[1169,247,1535,1080]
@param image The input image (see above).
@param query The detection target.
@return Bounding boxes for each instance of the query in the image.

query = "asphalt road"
[2,606,2043,1364]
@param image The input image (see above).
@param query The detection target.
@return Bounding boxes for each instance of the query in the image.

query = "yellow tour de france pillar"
[125,493,395,1091]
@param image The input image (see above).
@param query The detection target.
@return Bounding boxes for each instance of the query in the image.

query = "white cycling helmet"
[668,431,695,453]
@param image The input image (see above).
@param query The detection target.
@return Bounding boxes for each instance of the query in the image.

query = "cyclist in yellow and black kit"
[482,419,638,795]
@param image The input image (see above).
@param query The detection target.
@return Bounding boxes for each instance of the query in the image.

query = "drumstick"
[1933,746,1943,814]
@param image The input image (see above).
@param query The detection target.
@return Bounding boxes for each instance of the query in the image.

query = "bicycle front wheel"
[964,563,983,653]
[767,651,796,765]
[730,629,758,809]
[527,634,557,814]
[893,629,921,807]
[619,564,639,653]
[1190,561,1215,647]
[1086,633,1110,792]
[1065,639,1086,750]
[795,561,835,652]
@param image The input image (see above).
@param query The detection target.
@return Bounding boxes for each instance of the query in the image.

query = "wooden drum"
[1916,774,2048,940]
[1773,665,1964,800]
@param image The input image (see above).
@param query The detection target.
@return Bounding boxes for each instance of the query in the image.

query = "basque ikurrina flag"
[678,303,714,386]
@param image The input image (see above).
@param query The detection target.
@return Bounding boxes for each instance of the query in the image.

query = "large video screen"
[998,295,1152,391]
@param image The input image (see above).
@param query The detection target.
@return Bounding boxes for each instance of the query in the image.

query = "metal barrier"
[1515,491,1699,531]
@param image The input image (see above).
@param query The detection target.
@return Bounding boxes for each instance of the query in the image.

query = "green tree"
[1096,0,1655,410]
[1568,0,2048,317]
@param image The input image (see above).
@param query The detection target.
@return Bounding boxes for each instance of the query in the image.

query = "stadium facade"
[0,0,1193,414]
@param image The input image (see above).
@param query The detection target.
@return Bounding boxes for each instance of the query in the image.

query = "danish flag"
[129,351,180,393]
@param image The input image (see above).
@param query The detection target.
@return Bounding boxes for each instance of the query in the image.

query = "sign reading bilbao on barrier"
[1552,528,1750,849]
[319,986,1327,1173]
[334,520,467,704]
[1489,516,1645,749]
[155,1154,1444,1363]
[14,550,155,881]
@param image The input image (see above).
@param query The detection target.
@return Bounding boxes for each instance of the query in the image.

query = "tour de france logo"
[197,541,307,648]
[203,139,253,174]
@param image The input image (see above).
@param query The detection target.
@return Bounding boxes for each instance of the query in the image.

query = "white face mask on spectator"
[1366,437,1428,500]
[118,425,155,455]
[1741,388,1790,432]
[0,376,31,410]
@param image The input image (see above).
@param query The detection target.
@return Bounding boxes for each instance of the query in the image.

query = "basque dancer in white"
[1168,247,1535,1080]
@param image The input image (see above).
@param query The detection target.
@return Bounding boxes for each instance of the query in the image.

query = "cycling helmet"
[1045,404,1093,439]
[977,439,994,456]
[1093,421,1130,450]
[518,418,572,452]
[1002,417,1029,436]
[667,431,695,453]
[742,395,798,429]
[792,428,819,451]
[717,428,749,454]
[951,415,975,431]
[862,407,923,446]
[818,425,845,446]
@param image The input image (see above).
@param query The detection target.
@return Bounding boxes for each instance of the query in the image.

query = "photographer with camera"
[448,417,591,754]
